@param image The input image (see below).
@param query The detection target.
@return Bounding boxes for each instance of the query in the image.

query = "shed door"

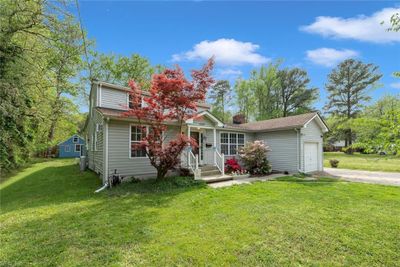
[304,142,318,172]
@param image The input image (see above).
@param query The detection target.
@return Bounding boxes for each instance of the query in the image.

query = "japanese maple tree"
[122,58,214,180]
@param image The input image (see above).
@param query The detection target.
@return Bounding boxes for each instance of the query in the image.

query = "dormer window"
[73,136,78,143]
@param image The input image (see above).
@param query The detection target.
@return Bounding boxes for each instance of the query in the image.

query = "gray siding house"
[83,81,328,183]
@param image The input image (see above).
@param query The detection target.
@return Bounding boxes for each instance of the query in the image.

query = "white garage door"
[304,142,319,172]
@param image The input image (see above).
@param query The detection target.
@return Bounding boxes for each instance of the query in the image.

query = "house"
[83,81,329,183]
[58,135,85,158]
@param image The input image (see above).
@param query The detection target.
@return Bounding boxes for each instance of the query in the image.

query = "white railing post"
[221,153,225,176]
[187,149,190,167]
[195,154,199,170]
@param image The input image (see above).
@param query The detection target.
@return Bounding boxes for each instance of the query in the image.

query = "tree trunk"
[156,168,168,180]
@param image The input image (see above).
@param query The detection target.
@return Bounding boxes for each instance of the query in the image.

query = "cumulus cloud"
[301,7,400,43]
[306,48,359,67]
[172,38,270,66]
[390,82,400,89]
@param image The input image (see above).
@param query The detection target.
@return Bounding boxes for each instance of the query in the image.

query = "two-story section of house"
[83,80,328,183]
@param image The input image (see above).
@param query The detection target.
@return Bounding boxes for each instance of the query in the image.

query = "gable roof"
[225,112,328,132]
[57,134,83,145]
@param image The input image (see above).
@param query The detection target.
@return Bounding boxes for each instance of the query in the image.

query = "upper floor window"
[130,125,147,158]
[129,94,142,109]
[220,133,245,155]
[73,136,78,143]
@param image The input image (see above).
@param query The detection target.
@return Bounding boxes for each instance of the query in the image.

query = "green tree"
[250,63,281,120]
[234,79,257,122]
[324,59,382,150]
[208,80,232,122]
[89,52,158,88]
[277,68,318,117]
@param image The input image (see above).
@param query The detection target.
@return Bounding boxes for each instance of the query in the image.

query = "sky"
[77,1,400,113]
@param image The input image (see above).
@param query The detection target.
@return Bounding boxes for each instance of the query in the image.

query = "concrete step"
[201,175,233,184]
[201,169,222,177]
[199,165,220,171]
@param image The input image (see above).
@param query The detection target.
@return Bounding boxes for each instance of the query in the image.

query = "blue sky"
[77,1,400,112]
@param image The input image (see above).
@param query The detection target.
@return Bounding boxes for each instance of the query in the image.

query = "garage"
[304,142,319,172]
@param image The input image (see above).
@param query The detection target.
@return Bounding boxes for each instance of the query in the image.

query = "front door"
[190,131,203,164]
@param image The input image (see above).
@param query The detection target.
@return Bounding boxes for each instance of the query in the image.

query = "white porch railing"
[214,148,225,176]
[187,150,198,173]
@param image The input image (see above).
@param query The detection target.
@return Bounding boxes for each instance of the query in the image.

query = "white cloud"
[390,82,400,89]
[217,68,243,77]
[306,48,359,67]
[172,38,270,66]
[301,7,400,43]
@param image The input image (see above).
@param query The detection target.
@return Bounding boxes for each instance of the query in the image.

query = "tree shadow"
[1,160,206,214]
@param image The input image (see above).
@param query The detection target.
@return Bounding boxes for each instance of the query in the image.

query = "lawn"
[324,152,400,172]
[1,159,400,266]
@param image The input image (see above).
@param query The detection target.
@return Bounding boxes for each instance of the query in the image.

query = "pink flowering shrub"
[239,140,271,175]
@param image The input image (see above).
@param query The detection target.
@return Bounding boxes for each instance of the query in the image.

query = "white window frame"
[75,144,81,152]
[129,124,149,159]
[64,145,70,152]
[220,132,245,155]
[73,136,79,143]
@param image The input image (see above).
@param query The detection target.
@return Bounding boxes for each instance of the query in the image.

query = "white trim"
[126,92,129,110]
[104,120,109,182]
[129,124,149,159]
[304,114,328,133]
[74,144,81,152]
[99,84,102,107]
[64,145,70,152]
[219,131,245,156]
[186,110,224,127]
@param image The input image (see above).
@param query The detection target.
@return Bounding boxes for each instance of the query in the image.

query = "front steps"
[198,165,233,184]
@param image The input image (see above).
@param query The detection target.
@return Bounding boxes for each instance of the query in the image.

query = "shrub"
[239,140,271,175]
[179,167,191,177]
[225,158,242,174]
[329,159,339,168]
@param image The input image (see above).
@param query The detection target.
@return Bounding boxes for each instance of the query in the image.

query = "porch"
[180,111,228,181]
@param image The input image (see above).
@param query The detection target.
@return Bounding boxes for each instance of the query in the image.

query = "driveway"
[324,168,400,186]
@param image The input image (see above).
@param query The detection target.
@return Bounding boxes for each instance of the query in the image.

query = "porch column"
[213,128,217,165]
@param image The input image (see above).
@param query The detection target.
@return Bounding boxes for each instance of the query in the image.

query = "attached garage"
[234,112,329,174]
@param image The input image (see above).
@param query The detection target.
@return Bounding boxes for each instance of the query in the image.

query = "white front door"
[304,142,319,172]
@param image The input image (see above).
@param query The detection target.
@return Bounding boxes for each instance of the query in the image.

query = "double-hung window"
[220,132,245,155]
[130,125,147,158]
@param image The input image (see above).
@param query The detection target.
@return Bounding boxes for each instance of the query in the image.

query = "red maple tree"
[122,58,214,180]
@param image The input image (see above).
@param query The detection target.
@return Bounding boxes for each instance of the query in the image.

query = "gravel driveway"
[324,168,400,186]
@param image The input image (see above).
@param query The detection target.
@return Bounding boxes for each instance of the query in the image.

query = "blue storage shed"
[58,135,85,158]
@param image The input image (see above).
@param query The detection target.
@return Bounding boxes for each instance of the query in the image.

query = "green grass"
[324,152,400,172]
[1,159,400,266]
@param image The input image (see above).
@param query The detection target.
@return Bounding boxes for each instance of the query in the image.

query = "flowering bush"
[225,158,242,174]
[239,140,271,175]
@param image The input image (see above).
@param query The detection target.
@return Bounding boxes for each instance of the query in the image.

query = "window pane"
[229,133,237,143]
[230,144,237,155]
[221,133,228,143]
[221,144,229,155]
[238,134,244,144]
